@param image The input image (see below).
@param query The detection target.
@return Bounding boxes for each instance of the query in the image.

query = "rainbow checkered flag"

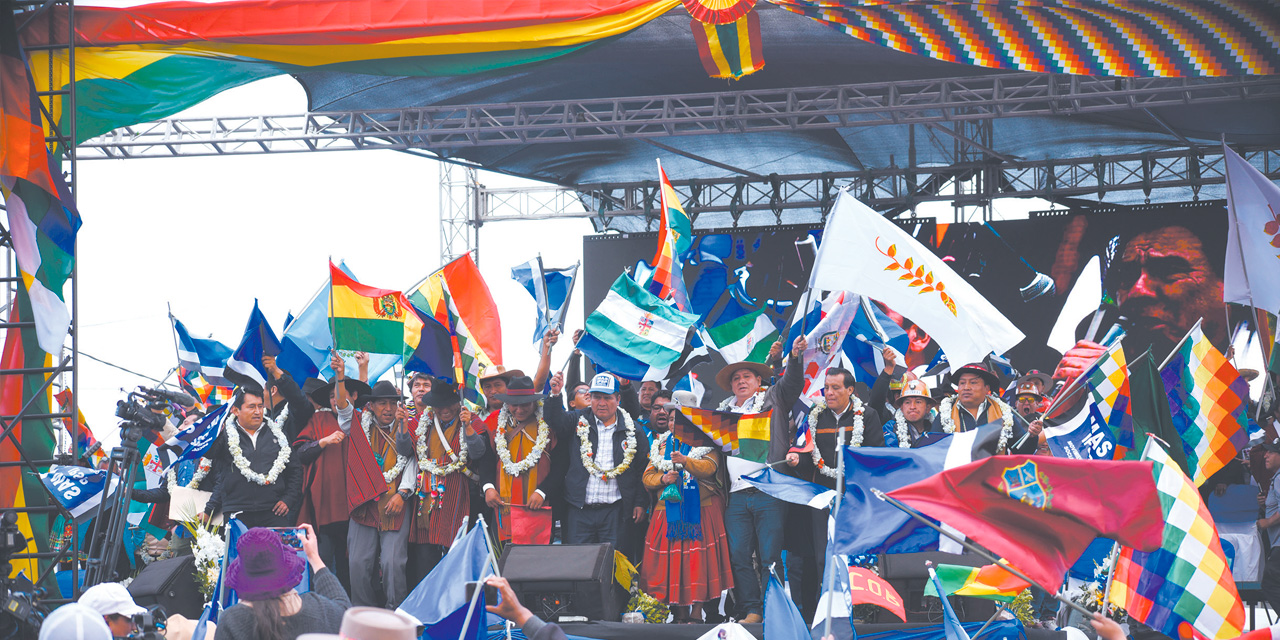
[672,406,772,462]
[1109,438,1244,640]
[1159,319,1249,486]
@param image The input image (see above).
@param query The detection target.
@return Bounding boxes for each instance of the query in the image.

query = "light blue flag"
[765,570,811,640]
[423,590,486,640]
[742,467,836,510]
[512,257,579,343]
[282,262,399,383]
[929,567,973,640]
[398,522,495,626]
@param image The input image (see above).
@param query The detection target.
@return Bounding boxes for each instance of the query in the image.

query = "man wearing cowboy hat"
[291,353,374,593]
[716,337,805,624]
[881,377,940,448]
[396,379,488,585]
[479,375,566,544]
[333,368,419,609]
[480,328,561,423]
[933,362,1037,454]
[544,372,651,550]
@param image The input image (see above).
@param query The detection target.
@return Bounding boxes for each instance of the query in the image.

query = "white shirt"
[725,395,767,493]
[584,415,624,505]
[238,425,262,449]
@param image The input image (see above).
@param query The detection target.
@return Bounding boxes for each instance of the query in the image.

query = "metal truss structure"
[77,71,1280,257]
[1,0,83,604]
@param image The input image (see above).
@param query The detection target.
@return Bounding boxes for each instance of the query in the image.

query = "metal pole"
[822,423,847,639]
[870,488,1094,618]
[970,602,1008,639]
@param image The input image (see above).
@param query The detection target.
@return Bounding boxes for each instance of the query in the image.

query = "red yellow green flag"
[672,407,772,462]
[924,562,1030,603]
[328,261,406,355]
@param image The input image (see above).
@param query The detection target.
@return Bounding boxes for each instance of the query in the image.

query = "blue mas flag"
[162,405,227,472]
[833,426,1002,556]
[171,316,233,387]
[765,570,811,640]
[511,257,578,343]
[224,300,282,388]
[423,591,486,640]
[398,523,494,625]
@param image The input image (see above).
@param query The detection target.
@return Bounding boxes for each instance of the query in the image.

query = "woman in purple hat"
[216,523,350,640]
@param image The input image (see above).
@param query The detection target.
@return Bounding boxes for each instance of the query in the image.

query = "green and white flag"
[706,309,777,364]
[584,274,699,369]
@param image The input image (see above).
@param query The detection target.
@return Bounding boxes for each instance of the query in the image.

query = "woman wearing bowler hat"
[215,524,350,640]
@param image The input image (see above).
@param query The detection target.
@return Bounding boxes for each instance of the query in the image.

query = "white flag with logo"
[801,291,860,401]
[808,191,1024,367]
[1223,144,1280,316]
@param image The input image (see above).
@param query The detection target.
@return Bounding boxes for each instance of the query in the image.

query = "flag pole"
[1157,318,1203,372]
[969,601,1008,639]
[822,423,847,640]
[870,488,1094,618]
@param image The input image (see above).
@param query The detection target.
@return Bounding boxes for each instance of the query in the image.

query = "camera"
[0,511,46,638]
[126,604,166,640]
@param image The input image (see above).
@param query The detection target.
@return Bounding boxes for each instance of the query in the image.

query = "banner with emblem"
[583,273,699,370]
[328,260,407,355]
[40,465,120,523]
[801,291,860,401]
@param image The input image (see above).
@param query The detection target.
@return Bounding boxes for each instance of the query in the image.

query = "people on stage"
[200,384,303,528]
[932,362,1037,454]
[881,377,940,448]
[481,375,565,544]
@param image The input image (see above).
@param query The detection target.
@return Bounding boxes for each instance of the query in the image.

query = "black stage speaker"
[499,544,622,622]
[879,552,997,623]
[128,555,203,619]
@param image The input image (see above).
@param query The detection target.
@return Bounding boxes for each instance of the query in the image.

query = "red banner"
[848,568,906,622]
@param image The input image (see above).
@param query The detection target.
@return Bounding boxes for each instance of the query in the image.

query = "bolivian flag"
[328,261,406,355]
[924,562,1030,603]
[673,407,772,463]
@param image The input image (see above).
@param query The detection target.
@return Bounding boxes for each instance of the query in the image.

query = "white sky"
[73,75,592,447]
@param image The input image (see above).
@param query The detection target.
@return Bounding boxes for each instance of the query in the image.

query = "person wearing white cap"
[38,603,111,640]
[78,581,146,637]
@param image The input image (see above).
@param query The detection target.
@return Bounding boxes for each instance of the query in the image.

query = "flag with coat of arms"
[800,291,860,401]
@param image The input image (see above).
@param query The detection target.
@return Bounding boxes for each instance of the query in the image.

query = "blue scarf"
[663,436,702,541]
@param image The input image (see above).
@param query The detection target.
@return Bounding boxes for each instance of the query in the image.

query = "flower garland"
[809,398,864,478]
[938,395,1014,453]
[224,406,291,486]
[717,389,766,413]
[648,432,712,474]
[166,458,213,493]
[363,410,409,484]
[413,409,469,477]
[495,402,550,476]
[577,409,637,481]
[891,409,915,449]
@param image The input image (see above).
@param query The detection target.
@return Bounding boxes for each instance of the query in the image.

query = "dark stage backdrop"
[582,200,1233,395]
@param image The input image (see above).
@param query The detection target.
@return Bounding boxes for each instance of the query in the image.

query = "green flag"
[1126,350,1191,476]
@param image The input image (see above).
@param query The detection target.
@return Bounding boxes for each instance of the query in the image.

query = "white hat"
[671,390,698,408]
[589,373,619,395]
[39,603,112,640]
[79,582,147,618]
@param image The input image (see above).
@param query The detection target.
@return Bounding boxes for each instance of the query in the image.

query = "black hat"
[421,381,462,408]
[301,377,327,397]
[491,376,546,405]
[310,378,373,409]
[1263,438,1280,454]
[953,362,1001,390]
[362,380,405,406]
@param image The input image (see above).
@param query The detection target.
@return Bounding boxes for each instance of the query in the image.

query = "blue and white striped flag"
[224,300,282,388]
[742,467,836,510]
[579,273,699,378]
[512,256,578,343]
[172,316,234,387]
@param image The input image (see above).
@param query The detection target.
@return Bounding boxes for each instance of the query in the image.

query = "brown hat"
[1014,382,1045,401]
[479,365,524,384]
[1017,370,1052,391]
[894,378,937,407]
[715,361,773,392]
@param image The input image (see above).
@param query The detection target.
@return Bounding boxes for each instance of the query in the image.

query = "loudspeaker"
[499,544,622,622]
[879,552,997,623]
[128,555,203,619]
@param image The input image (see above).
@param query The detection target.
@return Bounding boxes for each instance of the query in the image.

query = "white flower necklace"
[495,403,551,477]
[938,395,1014,453]
[809,397,865,478]
[577,409,638,481]
[413,409,469,477]
[363,410,409,484]
[223,407,291,486]
[648,431,712,474]
[166,458,213,492]
[718,389,766,413]
[891,409,916,449]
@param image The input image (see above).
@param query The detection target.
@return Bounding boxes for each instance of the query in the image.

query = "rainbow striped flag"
[690,10,764,80]
[1110,439,1244,640]
[407,254,503,407]
[1159,320,1249,487]
[924,562,1030,603]
[328,261,407,355]
[673,407,773,462]
[54,390,104,468]
[645,161,693,311]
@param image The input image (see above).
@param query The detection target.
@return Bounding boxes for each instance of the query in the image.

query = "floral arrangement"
[181,519,227,604]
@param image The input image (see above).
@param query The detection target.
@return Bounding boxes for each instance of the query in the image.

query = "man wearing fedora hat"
[332,366,420,609]
[933,362,1036,454]
[544,372,651,550]
[881,377,940,448]
[714,337,804,624]
[480,375,566,544]
[396,379,488,584]
[291,353,375,593]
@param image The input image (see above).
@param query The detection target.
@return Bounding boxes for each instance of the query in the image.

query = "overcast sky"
[73,75,592,447]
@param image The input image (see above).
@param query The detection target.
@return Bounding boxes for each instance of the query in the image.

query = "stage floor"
[558,620,1067,640]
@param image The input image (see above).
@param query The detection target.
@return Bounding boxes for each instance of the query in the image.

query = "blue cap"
[589,373,619,395]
